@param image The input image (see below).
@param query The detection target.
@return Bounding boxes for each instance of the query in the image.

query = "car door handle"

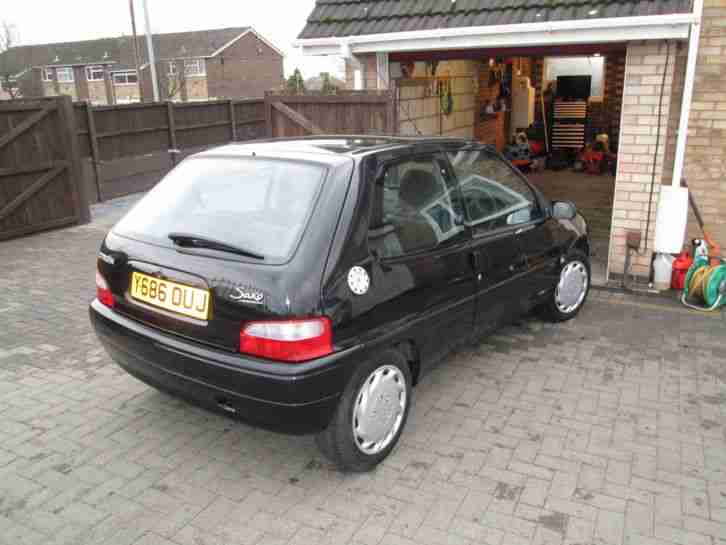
[515,225,535,236]
[509,257,527,272]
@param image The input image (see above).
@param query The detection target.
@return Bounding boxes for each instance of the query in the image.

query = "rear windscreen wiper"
[168,233,265,260]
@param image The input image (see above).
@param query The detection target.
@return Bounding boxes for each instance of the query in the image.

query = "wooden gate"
[0,96,89,241]
[265,92,396,138]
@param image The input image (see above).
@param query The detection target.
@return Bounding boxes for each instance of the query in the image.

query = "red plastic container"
[671,252,693,290]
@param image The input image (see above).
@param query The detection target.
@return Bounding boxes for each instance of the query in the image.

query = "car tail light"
[96,270,114,308]
[239,317,332,363]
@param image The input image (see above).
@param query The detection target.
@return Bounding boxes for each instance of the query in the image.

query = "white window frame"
[184,59,205,77]
[112,70,138,85]
[167,61,178,76]
[55,66,74,83]
[41,68,54,82]
[85,65,105,82]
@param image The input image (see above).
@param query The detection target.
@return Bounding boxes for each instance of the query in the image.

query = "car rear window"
[113,156,326,263]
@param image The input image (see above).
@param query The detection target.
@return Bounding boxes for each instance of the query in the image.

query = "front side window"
[86,65,105,81]
[448,149,540,231]
[184,59,205,77]
[55,67,74,83]
[114,157,326,263]
[113,71,138,85]
[369,156,465,258]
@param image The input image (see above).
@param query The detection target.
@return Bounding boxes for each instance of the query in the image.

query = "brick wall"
[114,81,140,103]
[681,1,726,248]
[610,11,726,280]
[17,69,44,98]
[185,76,209,100]
[607,41,679,278]
[531,58,544,122]
[87,81,109,105]
[604,52,626,148]
[586,53,626,146]
[57,82,77,100]
[396,60,476,139]
[207,33,283,98]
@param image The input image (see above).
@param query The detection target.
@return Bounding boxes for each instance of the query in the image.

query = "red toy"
[671,251,694,290]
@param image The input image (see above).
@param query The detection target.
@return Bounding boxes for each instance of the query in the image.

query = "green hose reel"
[682,256,726,311]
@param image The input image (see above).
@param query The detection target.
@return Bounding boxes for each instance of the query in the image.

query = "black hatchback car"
[90,136,590,471]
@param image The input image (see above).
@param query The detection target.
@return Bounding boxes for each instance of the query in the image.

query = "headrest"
[399,168,440,209]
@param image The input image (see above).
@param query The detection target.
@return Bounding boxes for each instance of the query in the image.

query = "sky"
[2,0,343,78]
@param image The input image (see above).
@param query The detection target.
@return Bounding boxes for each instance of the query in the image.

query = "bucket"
[654,253,675,291]
[671,252,693,290]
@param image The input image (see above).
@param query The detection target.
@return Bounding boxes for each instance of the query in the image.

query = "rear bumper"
[89,300,358,434]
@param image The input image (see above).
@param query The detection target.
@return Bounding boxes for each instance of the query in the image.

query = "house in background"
[0,27,284,105]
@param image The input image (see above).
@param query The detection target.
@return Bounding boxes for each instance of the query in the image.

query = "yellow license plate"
[130,272,210,320]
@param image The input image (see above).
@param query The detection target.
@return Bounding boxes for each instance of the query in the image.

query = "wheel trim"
[352,365,407,455]
[555,260,589,314]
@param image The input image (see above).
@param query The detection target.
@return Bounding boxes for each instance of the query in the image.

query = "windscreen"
[114,157,326,262]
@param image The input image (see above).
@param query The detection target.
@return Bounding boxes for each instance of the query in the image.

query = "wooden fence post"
[85,102,103,202]
[387,90,397,135]
[166,101,179,166]
[229,99,237,142]
[264,94,273,138]
[57,96,91,224]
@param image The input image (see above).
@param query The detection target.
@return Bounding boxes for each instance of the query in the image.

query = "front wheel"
[539,250,591,322]
[316,349,412,472]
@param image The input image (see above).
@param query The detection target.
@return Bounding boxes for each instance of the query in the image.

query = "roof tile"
[297,0,693,39]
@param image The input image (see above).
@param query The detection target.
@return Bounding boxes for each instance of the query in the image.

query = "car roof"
[194,135,475,164]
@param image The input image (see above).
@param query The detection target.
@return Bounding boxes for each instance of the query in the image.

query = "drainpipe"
[672,0,703,187]
[653,0,703,255]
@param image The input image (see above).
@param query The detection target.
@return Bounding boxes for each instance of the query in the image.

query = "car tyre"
[316,348,412,472]
[539,249,591,322]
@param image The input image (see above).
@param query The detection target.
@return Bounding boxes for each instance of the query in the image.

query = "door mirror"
[552,201,577,221]
[506,208,532,225]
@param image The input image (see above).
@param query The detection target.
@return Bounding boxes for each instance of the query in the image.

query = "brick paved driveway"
[1,197,725,545]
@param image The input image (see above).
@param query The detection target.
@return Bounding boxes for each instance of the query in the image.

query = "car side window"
[369,156,466,258]
[447,149,541,231]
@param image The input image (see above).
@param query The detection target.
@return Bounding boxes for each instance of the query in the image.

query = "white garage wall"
[395,60,477,139]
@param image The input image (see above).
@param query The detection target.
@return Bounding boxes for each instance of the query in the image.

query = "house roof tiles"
[297,0,693,39]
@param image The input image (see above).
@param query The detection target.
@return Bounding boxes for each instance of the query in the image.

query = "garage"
[296,0,704,286]
[384,49,626,284]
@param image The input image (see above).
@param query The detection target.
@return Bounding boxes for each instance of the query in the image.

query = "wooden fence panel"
[75,99,267,164]
[265,91,395,138]
[0,96,89,241]
[74,98,266,201]
[234,99,267,141]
